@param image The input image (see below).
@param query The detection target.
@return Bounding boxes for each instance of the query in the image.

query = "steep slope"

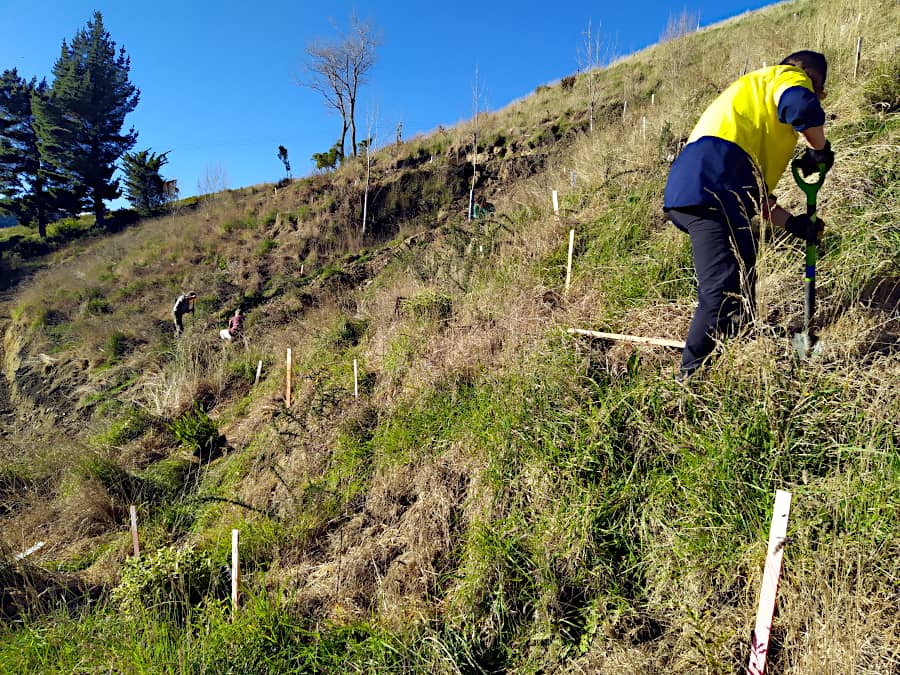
[1,0,898,672]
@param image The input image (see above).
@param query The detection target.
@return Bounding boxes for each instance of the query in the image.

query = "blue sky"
[2,0,778,207]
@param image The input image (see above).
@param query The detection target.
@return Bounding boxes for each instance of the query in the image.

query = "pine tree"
[277,145,291,179]
[0,69,76,238]
[38,11,139,228]
[122,149,171,215]
[0,70,36,226]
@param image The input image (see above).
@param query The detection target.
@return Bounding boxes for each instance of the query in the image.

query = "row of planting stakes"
[128,506,242,619]
[124,488,790,648]
[122,480,790,639]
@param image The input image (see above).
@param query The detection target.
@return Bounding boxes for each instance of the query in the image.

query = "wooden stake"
[567,327,685,349]
[353,358,359,398]
[285,348,292,407]
[254,359,262,385]
[14,541,45,561]
[854,36,862,79]
[642,116,647,141]
[551,189,559,218]
[748,490,793,675]
[565,229,575,293]
[231,529,240,618]
[130,505,140,556]
[651,92,655,106]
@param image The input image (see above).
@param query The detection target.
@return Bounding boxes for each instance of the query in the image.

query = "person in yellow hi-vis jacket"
[664,50,834,378]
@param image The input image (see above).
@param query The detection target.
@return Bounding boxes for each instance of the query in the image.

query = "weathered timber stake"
[231,529,240,618]
[14,541,45,561]
[567,327,685,349]
[130,505,140,556]
[748,490,793,675]
[286,348,292,407]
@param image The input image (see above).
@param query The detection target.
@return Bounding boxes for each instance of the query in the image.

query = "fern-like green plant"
[167,404,220,455]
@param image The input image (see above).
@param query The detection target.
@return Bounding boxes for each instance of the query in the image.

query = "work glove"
[795,140,834,177]
[784,213,825,241]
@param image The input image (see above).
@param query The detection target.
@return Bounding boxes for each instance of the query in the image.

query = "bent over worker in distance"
[663,50,834,379]
[172,291,197,336]
[220,308,243,341]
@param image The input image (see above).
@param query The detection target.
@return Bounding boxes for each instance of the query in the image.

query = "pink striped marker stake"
[748,489,792,674]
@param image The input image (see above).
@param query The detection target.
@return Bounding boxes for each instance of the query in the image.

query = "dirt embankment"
[0,312,92,447]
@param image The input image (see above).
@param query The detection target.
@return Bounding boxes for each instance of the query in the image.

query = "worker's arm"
[769,203,825,239]
[801,125,827,151]
[768,204,791,229]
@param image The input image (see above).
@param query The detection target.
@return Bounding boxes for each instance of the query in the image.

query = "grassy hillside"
[1,0,898,672]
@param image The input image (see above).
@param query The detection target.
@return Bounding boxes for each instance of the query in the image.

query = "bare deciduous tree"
[578,19,602,134]
[361,105,379,235]
[468,66,484,221]
[302,14,380,161]
[660,8,701,82]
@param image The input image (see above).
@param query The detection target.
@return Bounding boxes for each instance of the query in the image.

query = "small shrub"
[221,216,256,233]
[75,454,143,502]
[331,316,369,348]
[92,406,153,448]
[406,290,453,323]
[84,297,110,315]
[138,457,195,498]
[863,57,900,113]
[103,331,128,363]
[528,130,550,149]
[261,209,278,226]
[256,238,277,256]
[167,404,221,456]
[110,544,222,617]
[229,355,264,383]
[561,74,576,90]
[48,218,86,240]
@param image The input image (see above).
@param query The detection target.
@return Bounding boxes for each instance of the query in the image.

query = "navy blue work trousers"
[668,207,758,375]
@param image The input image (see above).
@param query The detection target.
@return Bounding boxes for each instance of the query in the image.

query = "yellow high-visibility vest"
[687,65,815,192]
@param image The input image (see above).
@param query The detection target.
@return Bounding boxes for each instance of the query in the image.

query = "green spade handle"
[790,159,829,339]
